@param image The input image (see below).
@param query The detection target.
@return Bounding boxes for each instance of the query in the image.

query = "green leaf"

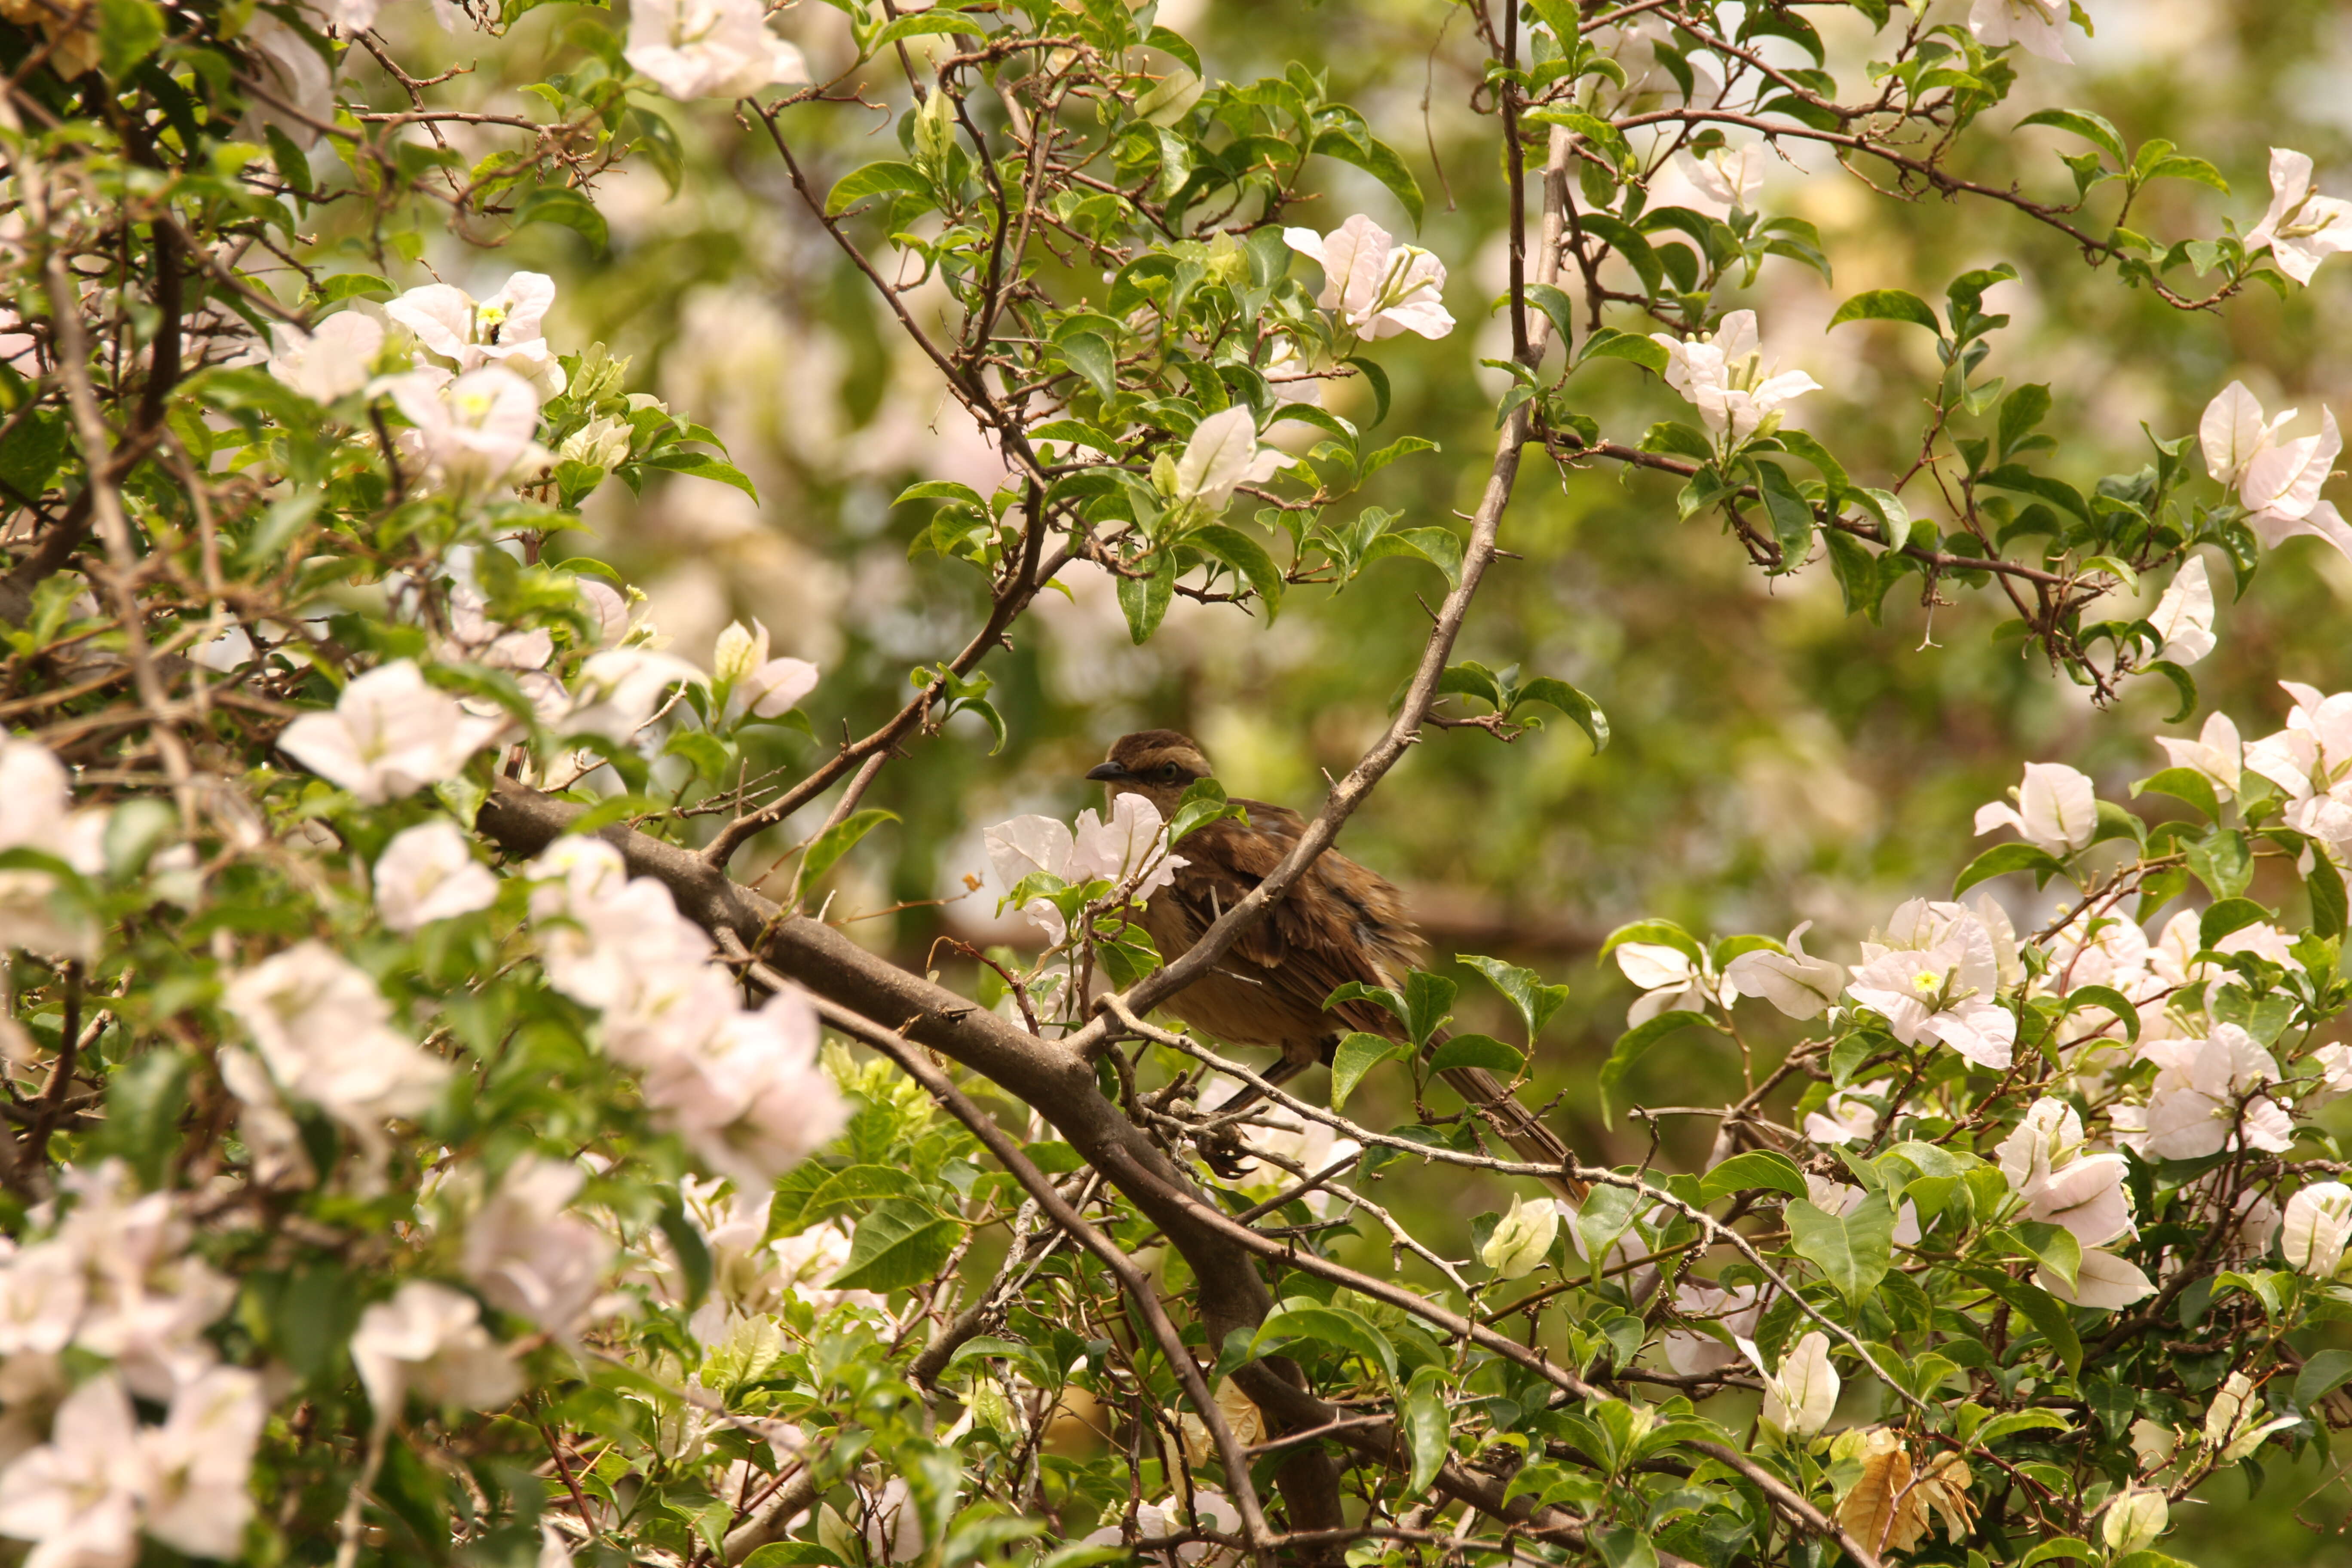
[2294,1348,2352,1411]
[830,1200,962,1293]
[97,0,164,78]
[662,729,735,785]
[0,410,70,499]
[741,1547,847,1568]
[800,809,898,886]
[1639,420,1716,462]
[1166,776,1246,842]
[1342,355,1392,427]
[1309,129,1424,226]
[1786,1195,1895,1302]
[637,451,759,500]
[2202,896,2273,949]
[895,480,989,509]
[1970,1267,2081,1378]
[1828,288,1942,334]
[2060,984,2141,1044]
[2007,1221,2083,1293]
[1522,283,1577,348]
[1750,458,1814,570]
[1975,1409,2074,1447]
[1981,463,2090,521]
[867,10,971,48]
[1058,333,1118,401]
[1599,919,1703,963]
[1954,841,2070,896]
[2133,766,2220,823]
[1402,970,1458,1047]
[1404,1369,1449,1493]
[1427,1034,1524,1076]
[1364,526,1462,585]
[2016,107,2127,166]
[1117,550,1176,645]
[2187,827,2253,899]
[94,1049,189,1189]
[1329,1033,1405,1111]
[2018,1539,2097,1567]
[1514,677,1609,752]
[2311,852,2349,941]
[1773,429,1850,492]
[825,160,931,216]
[1253,1301,1400,1386]
[1580,327,1670,373]
[1997,383,2053,459]
[1190,524,1285,619]
[316,274,394,304]
[1699,1151,1809,1205]
[1459,955,1570,1041]
[2142,153,2228,193]
[1597,1011,1706,1128]
[513,186,610,255]
[567,794,666,833]
[2147,660,2199,725]
[659,1196,715,1311]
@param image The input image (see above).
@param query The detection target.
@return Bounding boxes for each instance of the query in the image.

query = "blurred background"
[356,1,2352,1552]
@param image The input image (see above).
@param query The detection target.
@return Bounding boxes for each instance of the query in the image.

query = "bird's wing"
[1167,802,1419,1041]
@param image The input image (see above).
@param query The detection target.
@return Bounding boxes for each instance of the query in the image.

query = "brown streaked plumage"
[1087,730,1585,1200]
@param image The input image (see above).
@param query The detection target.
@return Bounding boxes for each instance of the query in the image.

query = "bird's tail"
[1434,1054,1590,1204]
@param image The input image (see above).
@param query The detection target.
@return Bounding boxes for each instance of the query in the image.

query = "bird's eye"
[1158,763,1184,782]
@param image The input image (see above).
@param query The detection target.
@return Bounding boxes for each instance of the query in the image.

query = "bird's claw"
[1196,1130,1253,1180]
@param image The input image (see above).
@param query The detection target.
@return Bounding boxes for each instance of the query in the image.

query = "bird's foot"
[1195,1129,1254,1181]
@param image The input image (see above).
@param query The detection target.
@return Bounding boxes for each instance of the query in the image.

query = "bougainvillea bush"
[2,0,2351,1565]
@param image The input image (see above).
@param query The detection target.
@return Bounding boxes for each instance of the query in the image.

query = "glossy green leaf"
[1329,1032,1405,1111]
[1786,1194,1895,1301]
[800,809,899,886]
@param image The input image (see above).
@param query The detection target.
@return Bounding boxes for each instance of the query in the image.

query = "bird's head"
[1086,729,1213,816]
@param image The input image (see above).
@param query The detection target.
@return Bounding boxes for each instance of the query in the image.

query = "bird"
[1085,729,1585,1201]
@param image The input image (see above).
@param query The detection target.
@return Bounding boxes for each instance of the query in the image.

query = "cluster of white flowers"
[0,741,109,962]
[222,940,455,1165]
[1651,142,1766,220]
[1967,0,2076,64]
[1159,405,1290,518]
[527,836,848,1185]
[984,793,1188,946]
[2243,147,2352,286]
[458,1156,616,1335]
[1973,759,2097,857]
[665,1178,882,1346]
[1079,1489,1243,1564]
[351,1280,523,1422]
[711,618,821,720]
[625,0,809,101]
[1996,1098,2150,1307]
[266,271,576,496]
[1742,1330,1838,1440]
[277,660,510,804]
[1845,897,2021,1071]
[2200,380,2352,564]
[1651,309,1820,455]
[279,580,762,802]
[0,1164,265,1565]
[2242,681,2352,863]
[1283,215,1454,343]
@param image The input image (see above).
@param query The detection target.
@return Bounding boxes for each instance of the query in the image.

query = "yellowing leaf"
[1837,1428,1925,1556]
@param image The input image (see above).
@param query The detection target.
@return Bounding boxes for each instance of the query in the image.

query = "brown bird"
[1086,730,1585,1201]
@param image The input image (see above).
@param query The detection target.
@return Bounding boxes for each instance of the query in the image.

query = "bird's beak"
[1086,760,1137,783]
